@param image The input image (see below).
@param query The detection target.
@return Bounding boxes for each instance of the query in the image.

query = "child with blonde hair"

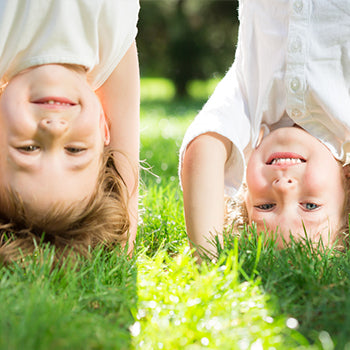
[0,0,140,262]
[180,0,350,259]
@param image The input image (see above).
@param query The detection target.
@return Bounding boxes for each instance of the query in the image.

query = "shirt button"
[290,38,302,53]
[294,0,303,13]
[290,77,300,92]
[291,108,302,118]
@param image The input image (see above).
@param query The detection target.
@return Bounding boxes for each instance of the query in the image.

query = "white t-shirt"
[180,0,350,197]
[0,0,140,90]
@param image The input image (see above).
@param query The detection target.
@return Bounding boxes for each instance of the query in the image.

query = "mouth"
[266,152,306,165]
[31,96,77,107]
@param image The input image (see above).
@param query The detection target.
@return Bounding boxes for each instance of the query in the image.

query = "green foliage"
[138,0,238,96]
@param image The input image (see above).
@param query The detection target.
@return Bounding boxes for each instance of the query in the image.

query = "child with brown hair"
[180,0,350,260]
[0,0,140,262]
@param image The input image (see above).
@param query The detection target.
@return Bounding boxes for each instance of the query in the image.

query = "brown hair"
[0,148,132,264]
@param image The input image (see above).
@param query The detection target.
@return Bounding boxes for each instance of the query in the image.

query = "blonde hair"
[0,148,132,264]
[333,164,350,249]
[224,184,248,235]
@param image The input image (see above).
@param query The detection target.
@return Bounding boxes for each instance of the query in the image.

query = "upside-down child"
[180,0,350,259]
[0,0,140,262]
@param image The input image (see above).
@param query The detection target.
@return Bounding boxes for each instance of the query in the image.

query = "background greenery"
[137,0,239,96]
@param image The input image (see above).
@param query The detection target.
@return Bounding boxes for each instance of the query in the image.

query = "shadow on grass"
[0,245,137,350]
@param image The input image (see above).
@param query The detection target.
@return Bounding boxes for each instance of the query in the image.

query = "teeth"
[271,158,303,165]
[43,100,71,106]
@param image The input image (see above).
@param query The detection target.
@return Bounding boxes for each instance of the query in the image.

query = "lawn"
[1,78,350,349]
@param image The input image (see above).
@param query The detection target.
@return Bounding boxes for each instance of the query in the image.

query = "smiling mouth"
[266,152,306,165]
[32,97,77,106]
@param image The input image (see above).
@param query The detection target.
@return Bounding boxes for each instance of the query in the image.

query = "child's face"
[245,127,345,247]
[0,64,109,215]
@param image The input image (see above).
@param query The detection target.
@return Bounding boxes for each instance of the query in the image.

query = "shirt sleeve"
[88,0,140,89]
[179,63,251,197]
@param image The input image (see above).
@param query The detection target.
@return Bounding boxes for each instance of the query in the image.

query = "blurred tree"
[137,0,239,97]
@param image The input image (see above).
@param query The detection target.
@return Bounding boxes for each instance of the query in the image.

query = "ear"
[100,110,110,146]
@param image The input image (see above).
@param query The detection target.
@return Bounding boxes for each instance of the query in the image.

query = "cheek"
[0,83,23,122]
[302,172,324,192]
[303,166,340,193]
[303,167,345,215]
[246,163,267,195]
[0,98,14,126]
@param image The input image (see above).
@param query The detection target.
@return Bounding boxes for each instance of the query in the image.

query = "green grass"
[1,78,350,349]
[0,246,137,350]
[132,248,309,349]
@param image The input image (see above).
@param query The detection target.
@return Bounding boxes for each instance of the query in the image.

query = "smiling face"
[0,64,110,217]
[245,127,346,247]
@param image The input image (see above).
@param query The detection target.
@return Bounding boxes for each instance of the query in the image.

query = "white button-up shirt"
[180,0,350,196]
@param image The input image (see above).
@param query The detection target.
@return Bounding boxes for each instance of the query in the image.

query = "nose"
[272,176,296,193]
[39,118,68,136]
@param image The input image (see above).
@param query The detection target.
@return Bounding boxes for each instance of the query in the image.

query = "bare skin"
[182,132,232,261]
[96,42,140,252]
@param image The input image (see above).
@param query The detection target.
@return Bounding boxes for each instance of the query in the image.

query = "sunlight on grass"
[187,78,220,100]
[140,77,220,101]
[132,248,310,349]
[138,183,187,256]
[141,77,176,101]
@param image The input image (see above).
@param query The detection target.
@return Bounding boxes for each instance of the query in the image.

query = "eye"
[65,146,86,154]
[302,203,320,211]
[18,145,40,152]
[254,203,275,211]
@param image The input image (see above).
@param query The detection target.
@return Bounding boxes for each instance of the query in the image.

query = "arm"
[96,42,140,254]
[181,132,232,262]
